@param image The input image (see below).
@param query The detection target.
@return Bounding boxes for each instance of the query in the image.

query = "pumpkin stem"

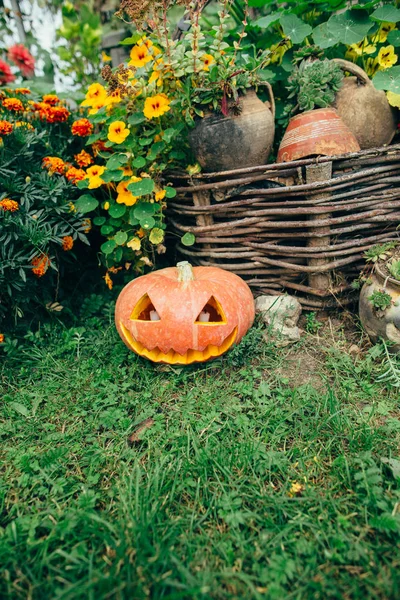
[177,261,195,282]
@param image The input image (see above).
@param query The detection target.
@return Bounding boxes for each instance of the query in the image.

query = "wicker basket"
[168,145,400,309]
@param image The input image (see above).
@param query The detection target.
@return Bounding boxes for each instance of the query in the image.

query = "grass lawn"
[1,303,400,600]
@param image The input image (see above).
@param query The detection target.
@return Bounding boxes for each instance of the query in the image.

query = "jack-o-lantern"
[115,261,255,364]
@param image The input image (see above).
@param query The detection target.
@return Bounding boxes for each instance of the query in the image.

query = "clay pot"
[333,58,397,150]
[188,84,275,172]
[277,107,360,163]
[359,262,400,352]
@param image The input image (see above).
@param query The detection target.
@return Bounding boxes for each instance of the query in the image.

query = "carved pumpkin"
[115,261,255,364]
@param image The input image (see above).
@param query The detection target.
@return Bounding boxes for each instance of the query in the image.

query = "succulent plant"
[286,58,344,113]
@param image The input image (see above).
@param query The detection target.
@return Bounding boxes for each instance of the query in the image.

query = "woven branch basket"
[168,145,400,309]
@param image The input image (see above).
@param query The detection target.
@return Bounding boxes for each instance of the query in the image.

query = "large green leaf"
[133,203,156,220]
[128,112,146,125]
[327,11,374,45]
[108,204,127,218]
[165,186,177,198]
[101,169,125,183]
[140,217,156,230]
[106,153,128,170]
[255,12,282,29]
[280,14,312,44]
[75,194,99,214]
[388,30,400,46]
[133,156,146,168]
[312,22,338,49]
[114,231,128,246]
[373,66,400,93]
[128,178,155,196]
[371,5,400,23]
[101,240,117,255]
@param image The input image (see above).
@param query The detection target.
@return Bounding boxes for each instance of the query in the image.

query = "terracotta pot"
[277,107,360,163]
[333,58,397,150]
[359,262,400,352]
[188,84,275,172]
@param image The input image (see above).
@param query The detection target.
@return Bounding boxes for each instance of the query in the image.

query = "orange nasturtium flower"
[104,271,113,290]
[143,94,171,119]
[62,236,74,251]
[116,177,141,206]
[0,334,4,344]
[86,165,106,189]
[3,97,24,111]
[71,118,93,136]
[108,121,130,144]
[0,120,13,135]
[31,254,50,277]
[42,156,66,175]
[75,149,93,168]
[0,198,19,212]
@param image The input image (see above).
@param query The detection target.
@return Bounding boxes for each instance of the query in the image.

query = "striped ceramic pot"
[277,107,360,163]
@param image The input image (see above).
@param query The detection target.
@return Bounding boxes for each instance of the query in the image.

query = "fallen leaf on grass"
[128,417,155,445]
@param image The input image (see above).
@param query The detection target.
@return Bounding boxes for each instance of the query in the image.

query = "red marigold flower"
[71,118,93,137]
[42,156,66,175]
[62,236,74,251]
[2,98,24,112]
[74,149,93,168]
[0,120,13,135]
[0,59,15,84]
[31,254,50,277]
[0,198,19,212]
[8,44,35,78]
[0,334,4,344]
[65,166,86,184]
[42,94,59,106]
[15,88,31,95]
[46,106,70,123]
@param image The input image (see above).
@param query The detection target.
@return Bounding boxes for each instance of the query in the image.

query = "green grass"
[1,306,400,600]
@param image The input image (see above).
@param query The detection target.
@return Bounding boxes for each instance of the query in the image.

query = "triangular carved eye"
[195,296,227,324]
[130,294,160,321]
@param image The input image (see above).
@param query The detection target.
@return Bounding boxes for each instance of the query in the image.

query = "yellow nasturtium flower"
[116,177,141,206]
[373,22,396,44]
[143,94,171,119]
[108,121,130,144]
[127,237,141,251]
[200,53,215,71]
[102,51,112,62]
[86,165,106,189]
[81,83,107,108]
[129,44,153,68]
[347,39,376,56]
[377,45,398,70]
[387,91,400,108]
[155,189,166,201]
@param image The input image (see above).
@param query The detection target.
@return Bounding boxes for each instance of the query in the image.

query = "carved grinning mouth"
[119,323,238,364]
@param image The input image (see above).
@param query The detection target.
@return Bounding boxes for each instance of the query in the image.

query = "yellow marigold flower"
[104,271,113,290]
[42,94,60,106]
[62,235,74,251]
[108,121,130,144]
[42,156,66,175]
[129,43,152,68]
[15,121,34,129]
[31,254,50,277]
[377,45,398,70]
[82,218,92,233]
[75,149,93,168]
[127,237,141,251]
[3,97,24,111]
[373,22,396,44]
[104,201,110,210]
[143,94,171,119]
[0,198,19,212]
[116,177,141,206]
[200,53,215,71]
[101,51,112,62]
[86,165,106,189]
[81,83,107,108]
[155,189,166,201]
[387,91,400,107]
[0,120,13,135]
[0,334,4,344]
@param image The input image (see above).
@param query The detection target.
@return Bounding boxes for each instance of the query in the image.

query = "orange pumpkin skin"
[115,262,255,364]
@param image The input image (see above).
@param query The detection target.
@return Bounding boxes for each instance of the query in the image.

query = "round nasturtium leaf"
[101,240,117,255]
[128,178,155,196]
[133,203,156,220]
[114,231,128,246]
[140,217,156,230]
[149,228,165,244]
[101,225,114,235]
[93,216,106,226]
[75,194,99,214]
[181,232,196,246]
[108,203,127,218]
[133,156,146,168]
[165,186,177,198]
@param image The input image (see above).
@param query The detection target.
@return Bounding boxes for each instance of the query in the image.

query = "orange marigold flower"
[104,272,113,289]
[0,333,4,344]
[31,254,50,277]
[0,198,19,212]
[0,120,13,135]
[46,106,70,123]
[74,149,93,167]
[62,236,74,251]
[42,156,66,175]
[65,166,86,184]
[42,94,59,106]
[82,218,92,233]
[71,118,93,137]
[2,97,24,112]
[15,88,31,94]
